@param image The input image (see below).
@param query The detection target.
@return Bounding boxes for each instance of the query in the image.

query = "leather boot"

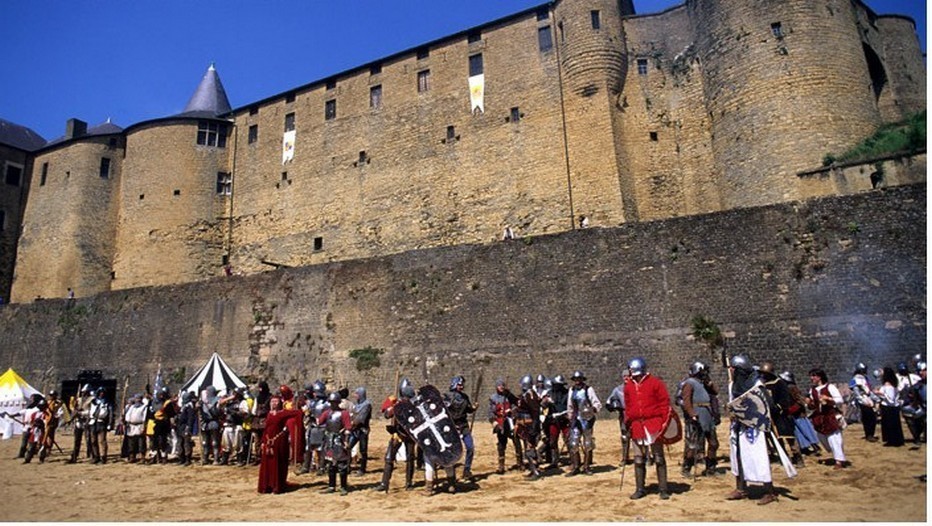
[583,450,593,474]
[447,474,457,493]
[565,452,580,476]
[657,462,670,500]
[630,463,647,500]
[405,459,415,490]
[681,458,694,478]
[376,463,393,492]
[424,479,434,496]
[497,456,506,475]
[703,458,718,476]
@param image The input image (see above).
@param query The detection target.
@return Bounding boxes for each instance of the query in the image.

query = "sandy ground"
[0,420,925,522]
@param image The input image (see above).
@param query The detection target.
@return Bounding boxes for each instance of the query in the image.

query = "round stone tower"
[690,0,883,208]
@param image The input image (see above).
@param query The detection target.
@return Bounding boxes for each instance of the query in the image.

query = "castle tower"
[553,0,638,225]
[873,15,926,122]
[689,0,884,209]
[11,119,123,302]
[112,64,233,290]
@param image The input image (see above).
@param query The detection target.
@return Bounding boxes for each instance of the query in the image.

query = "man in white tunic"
[726,355,778,505]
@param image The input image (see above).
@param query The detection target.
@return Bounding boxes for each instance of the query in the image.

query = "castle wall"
[0,185,924,404]
[618,5,720,221]
[11,138,121,302]
[872,15,927,121]
[113,121,231,290]
[0,144,32,303]
[690,0,884,209]
[228,9,573,273]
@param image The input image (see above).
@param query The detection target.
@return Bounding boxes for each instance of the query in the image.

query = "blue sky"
[1,0,925,141]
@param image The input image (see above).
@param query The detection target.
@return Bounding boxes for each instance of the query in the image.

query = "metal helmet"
[552,374,566,386]
[759,361,776,377]
[688,361,707,377]
[328,392,342,405]
[81,384,91,394]
[871,368,883,380]
[544,378,553,390]
[95,387,106,397]
[48,389,59,398]
[206,385,218,397]
[450,375,465,391]
[313,380,327,397]
[570,370,586,382]
[897,362,910,375]
[918,361,928,372]
[519,375,533,392]
[399,377,415,399]
[628,358,646,377]
[779,370,796,384]
[854,362,868,375]
[183,391,196,403]
[729,354,752,371]
[535,374,546,384]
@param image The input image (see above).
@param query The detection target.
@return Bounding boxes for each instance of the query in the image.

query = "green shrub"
[349,346,384,371]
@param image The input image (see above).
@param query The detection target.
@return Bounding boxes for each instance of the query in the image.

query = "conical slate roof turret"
[180,63,232,118]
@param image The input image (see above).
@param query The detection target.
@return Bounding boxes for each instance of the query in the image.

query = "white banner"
[282,130,296,164]
[469,74,485,114]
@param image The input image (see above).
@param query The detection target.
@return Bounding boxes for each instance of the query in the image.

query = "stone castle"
[1,0,925,303]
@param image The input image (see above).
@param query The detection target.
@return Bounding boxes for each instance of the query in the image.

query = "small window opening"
[370,85,382,109]
[40,163,48,186]
[447,125,456,140]
[359,151,368,164]
[649,131,658,141]
[110,271,116,280]
[325,99,337,121]
[558,21,565,42]
[281,171,288,181]
[637,58,648,75]
[248,124,258,144]
[370,64,382,75]
[469,54,484,77]
[216,172,232,195]
[139,194,144,200]
[249,105,259,116]
[326,79,337,90]
[222,254,230,266]
[313,237,323,251]
[284,112,295,132]
[173,189,181,196]
[771,22,783,39]
[285,92,296,103]
[591,10,601,30]
[417,47,430,60]
[99,157,111,179]
[538,26,553,52]
[510,107,521,123]
[467,30,481,43]
[418,70,431,93]
[537,8,549,21]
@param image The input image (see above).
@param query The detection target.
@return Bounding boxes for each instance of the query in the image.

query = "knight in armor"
[536,376,556,466]
[726,355,778,505]
[897,362,925,444]
[606,370,629,467]
[443,376,477,480]
[176,391,198,466]
[679,361,721,477]
[515,375,544,479]
[319,392,353,495]
[779,371,821,456]
[88,387,113,464]
[66,385,94,463]
[488,378,520,474]
[250,381,271,465]
[348,386,372,475]
[545,374,570,469]
[622,358,671,499]
[149,386,177,464]
[375,378,417,492]
[759,362,803,467]
[849,362,879,442]
[38,389,64,463]
[299,381,328,475]
[219,387,247,465]
[566,370,601,476]
[199,386,222,465]
[123,394,149,463]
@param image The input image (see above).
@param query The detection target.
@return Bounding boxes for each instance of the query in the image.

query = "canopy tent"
[0,368,41,439]
[180,353,247,398]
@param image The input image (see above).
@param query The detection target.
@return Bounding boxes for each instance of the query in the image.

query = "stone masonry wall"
[0,185,923,403]
[0,144,32,303]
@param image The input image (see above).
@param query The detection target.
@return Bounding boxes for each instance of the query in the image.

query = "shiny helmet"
[758,361,776,378]
[399,377,415,399]
[570,370,586,382]
[328,391,342,405]
[628,358,646,377]
[95,387,106,397]
[779,371,796,384]
[312,380,327,397]
[48,389,59,399]
[544,378,553,390]
[519,375,533,392]
[853,362,868,375]
[535,374,546,384]
[552,374,566,386]
[688,361,707,377]
[450,375,465,391]
[918,361,928,372]
[897,362,910,375]
[80,384,92,395]
[729,354,752,371]
[871,368,883,380]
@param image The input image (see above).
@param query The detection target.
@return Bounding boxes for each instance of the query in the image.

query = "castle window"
[771,22,783,39]
[109,137,118,147]
[417,47,430,60]
[358,151,368,165]
[285,92,296,104]
[418,70,431,93]
[446,125,456,140]
[325,99,337,121]
[40,162,48,186]
[216,172,232,195]
[370,85,383,109]
[591,10,601,30]
[370,64,382,76]
[4,163,23,187]
[282,171,288,181]
[469,54,484,76]
[637,58,648,75]
[326,79,337,90]
[649,131,658,141]
[284,113,295,132]
[248,124,258,144]
[197,121,228,148]
[538,26,553,52]
[99,157,111,179]
[139,194,144,200]
[313,237,323,251]
[467,30,481,43]
[510,107,521,123]
[249,105,259,116]
[558,21,565,43]
[173,189,181,196]
[537,8,549,21]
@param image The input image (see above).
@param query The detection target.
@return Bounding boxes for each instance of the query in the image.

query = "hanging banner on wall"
[282,130,296,164]
[469,74,485,114]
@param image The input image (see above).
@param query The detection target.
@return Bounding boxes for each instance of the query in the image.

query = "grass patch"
[823,110,925,166]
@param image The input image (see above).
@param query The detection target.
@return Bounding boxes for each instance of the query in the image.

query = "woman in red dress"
[279,385,305,465]
[257,396,303,494]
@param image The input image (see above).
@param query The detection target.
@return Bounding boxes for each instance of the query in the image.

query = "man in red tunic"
[279,385,305,466]
[624,357,672,500]
[257,396,303,494]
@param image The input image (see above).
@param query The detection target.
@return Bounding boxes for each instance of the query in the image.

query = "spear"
[469,368,484,433]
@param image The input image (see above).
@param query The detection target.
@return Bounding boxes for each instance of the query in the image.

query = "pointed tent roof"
[180,353,247,397]
[179,64,232,118]
[0,368,41,413]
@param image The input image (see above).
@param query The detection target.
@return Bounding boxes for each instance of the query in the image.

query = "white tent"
[180,353,247,398]
[0,368,41,439]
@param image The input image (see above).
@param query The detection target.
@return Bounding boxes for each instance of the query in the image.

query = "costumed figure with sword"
[443,373,479,481]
